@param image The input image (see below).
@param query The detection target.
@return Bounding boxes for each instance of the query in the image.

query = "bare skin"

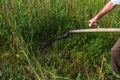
[89,1,116,27]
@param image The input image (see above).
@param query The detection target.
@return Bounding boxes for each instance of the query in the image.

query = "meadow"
[1,0,120,80]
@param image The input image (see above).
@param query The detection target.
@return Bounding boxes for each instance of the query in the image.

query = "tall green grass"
[1,0,120,80]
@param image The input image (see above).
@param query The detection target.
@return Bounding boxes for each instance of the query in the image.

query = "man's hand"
[89,18,98,27]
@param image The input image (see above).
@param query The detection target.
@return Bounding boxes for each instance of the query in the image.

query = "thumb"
[88,20,93,27]
[89,23,92,27]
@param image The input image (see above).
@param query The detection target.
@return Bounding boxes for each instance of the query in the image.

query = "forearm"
[94,1,116,20]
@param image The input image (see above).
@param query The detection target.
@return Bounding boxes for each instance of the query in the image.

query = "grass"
[1,0,120,80]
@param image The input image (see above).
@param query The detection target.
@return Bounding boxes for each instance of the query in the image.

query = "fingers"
[88,19,98,27]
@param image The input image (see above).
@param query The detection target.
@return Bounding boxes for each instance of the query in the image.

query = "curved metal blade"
[41,32,70,50]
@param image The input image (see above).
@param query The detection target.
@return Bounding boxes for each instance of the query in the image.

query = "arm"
[89,1,116,27]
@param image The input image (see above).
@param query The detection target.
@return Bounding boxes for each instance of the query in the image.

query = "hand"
[89,18,98,27]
